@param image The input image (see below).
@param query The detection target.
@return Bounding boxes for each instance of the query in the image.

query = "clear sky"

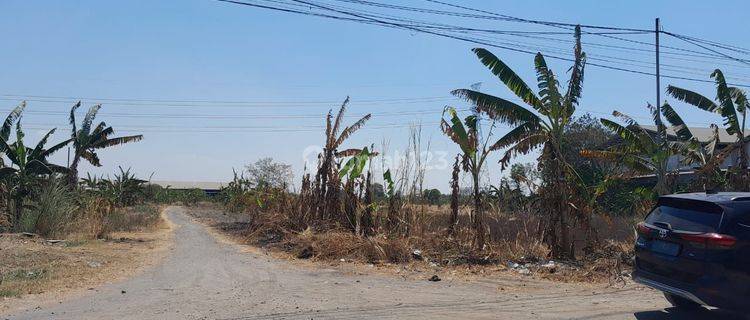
[1,1,749,192]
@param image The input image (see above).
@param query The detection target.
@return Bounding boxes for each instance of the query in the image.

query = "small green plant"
[63,239,87,247]
[0,289,20,298]
[3,268,47,281]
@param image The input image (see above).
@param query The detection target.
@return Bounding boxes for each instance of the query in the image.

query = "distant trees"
[563,114,615,187]
[371,182,385,200]
[422,188,442,206]
[246,157,293,190]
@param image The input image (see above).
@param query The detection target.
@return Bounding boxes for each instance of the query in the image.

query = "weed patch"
[0,289,20,298]
[2,268,48,282]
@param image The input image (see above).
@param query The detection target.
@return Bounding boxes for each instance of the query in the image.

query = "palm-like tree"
[67,102,143,186]
[441,106,505,248]
[314,97,371,222]
[667,70,750,190]
[450,26,586,257]
[582,106,675,196]
[660,102,726,190]
[0,109,70,229]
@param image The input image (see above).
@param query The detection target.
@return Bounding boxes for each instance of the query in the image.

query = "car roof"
[660,192,750,205]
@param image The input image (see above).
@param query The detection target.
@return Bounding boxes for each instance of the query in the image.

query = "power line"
[308,0,750,86]
[0,107,468,120]
[20,121,454,134]
[0,95,458,108]
[422,0,650,32]
[663,31,750,67]
[328,0,748,66]
[218,0,750,88]
[422,0,750,63]
[449,30,750,79]
[663,32,750,56]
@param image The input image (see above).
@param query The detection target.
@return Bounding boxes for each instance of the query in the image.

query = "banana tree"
[0,120,70,229]
[440,106,491,249]
[667,70,750,190]
[581,106,675,196]
[68,102,143,186]
[450,26,586,257]
[382,168,398,231]
[339,147,377,235]
[314,97,371,221]
[338,147,376,181]
[660,102,726,190]
[0,102,26,226]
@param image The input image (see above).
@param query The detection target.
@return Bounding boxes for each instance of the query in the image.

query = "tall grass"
[21,177,76,238]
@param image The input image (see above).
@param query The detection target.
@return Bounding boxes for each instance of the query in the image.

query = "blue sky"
[1,1,749,191]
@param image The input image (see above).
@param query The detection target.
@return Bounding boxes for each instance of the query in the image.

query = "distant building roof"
[641,125,736,143]
[149,180,225,190]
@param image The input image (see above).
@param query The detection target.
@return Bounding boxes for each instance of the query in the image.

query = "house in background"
[629,125,750,186]
[641,125,750,173]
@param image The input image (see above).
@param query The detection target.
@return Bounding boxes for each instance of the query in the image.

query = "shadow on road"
[635,307,746,320]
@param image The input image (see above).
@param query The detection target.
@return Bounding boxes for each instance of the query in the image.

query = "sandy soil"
[4,206,747,319]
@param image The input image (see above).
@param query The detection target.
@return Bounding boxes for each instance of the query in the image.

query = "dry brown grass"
[69,200,163,240]
[288,230,412,263]
[194,199,636,283]
[0,207,172,311]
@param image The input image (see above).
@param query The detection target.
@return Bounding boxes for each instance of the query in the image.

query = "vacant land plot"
[6,206,747,319]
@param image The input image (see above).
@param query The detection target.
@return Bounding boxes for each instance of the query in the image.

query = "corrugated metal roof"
[641,125,736,143]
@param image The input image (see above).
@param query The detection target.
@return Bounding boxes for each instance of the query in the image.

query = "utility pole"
[655,18,661,114]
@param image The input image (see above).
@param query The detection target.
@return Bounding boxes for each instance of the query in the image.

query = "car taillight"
[679,233,737,249]
[636,222,652,238]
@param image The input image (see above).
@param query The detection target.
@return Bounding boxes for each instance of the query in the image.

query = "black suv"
[633,192,750,313]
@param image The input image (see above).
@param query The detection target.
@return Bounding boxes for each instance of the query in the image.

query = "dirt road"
[3,206,741,319]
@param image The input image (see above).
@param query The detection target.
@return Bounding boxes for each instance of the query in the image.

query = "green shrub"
[79,167,147,207]
[146,186,208,205]
[0,289,20,298]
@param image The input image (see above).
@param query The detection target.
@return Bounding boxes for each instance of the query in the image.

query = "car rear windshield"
[645,198,724,233]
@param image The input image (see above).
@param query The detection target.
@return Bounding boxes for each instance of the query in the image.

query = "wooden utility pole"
[655,18,661,112]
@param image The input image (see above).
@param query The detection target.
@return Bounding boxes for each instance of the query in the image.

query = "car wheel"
[664,292,702,310]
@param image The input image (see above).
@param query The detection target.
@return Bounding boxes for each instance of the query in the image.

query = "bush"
[21,177,76,238]
[145,185,208,205]
[80,167,147,207]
